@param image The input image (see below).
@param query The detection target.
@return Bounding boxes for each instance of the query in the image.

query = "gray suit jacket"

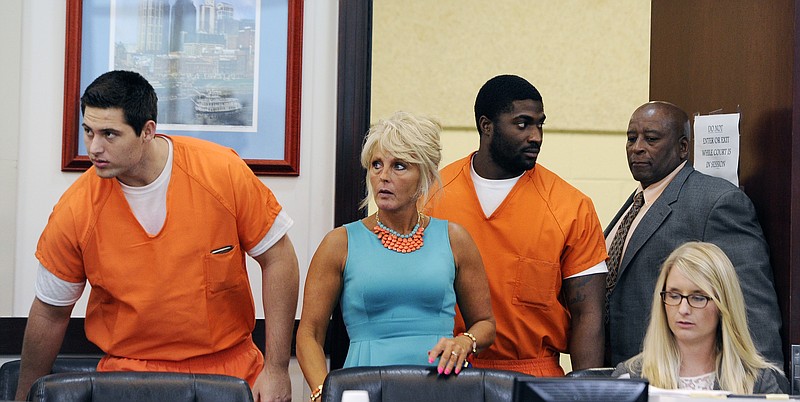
[605,164,783,367]
[611,358,789,394]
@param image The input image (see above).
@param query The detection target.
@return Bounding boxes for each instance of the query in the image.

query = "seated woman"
[296,111,496,400]
[612,241,787,394]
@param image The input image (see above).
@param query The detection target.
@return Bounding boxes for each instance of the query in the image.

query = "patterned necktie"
[605,191,645,302]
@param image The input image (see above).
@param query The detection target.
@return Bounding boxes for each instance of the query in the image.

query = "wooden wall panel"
[331,0,373,370]
[650,0,799,373]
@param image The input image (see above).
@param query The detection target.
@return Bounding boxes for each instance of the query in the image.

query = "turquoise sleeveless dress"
[341,217,456,367]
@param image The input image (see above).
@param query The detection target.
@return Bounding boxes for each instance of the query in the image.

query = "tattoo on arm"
[565,275,593,305]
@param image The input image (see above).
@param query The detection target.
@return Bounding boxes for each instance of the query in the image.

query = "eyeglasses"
[660,291,711,308]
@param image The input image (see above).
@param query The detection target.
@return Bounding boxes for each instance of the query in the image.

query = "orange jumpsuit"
[36,135,282,385]
[426,154,608,377]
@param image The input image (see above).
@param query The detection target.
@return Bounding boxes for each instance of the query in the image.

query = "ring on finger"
[451,350,458,356]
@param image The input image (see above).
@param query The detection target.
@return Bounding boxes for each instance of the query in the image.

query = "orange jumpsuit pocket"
[512,256,559,309]
[204,245,243,293]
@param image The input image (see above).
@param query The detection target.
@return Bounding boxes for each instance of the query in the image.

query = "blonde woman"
[296,111,496,400]
[612,241,787,394]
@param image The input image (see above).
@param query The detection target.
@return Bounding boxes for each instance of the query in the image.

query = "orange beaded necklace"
[373,211,425,253]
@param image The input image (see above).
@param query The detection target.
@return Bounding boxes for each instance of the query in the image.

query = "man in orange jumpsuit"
[15,71,299,401]
[427,75,607,377]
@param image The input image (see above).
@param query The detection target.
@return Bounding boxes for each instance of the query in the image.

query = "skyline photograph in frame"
[63,0,304,175]
[111,0,259,132]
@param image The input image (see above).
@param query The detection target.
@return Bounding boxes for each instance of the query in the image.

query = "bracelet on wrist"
[460,332,478,354]
[310,384,323,401]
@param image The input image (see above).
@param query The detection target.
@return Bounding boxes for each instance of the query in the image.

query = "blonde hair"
[359,111,442,210]
[632,241,781,393]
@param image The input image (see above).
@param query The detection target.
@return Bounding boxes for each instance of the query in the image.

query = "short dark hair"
[80,70,158,136]
[474,74,543,134]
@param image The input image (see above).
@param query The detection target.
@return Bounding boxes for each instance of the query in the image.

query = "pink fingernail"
[444,368,451,375]
[428,358,434,363]
[455,368,461,374]
[437,367,443,374]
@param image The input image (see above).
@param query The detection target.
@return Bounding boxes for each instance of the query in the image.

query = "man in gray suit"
[605,101,783,367]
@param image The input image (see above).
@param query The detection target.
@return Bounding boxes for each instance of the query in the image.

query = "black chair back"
[565,367,615,377]
[322,365,535,402]
[0,357,100,400]
[27,371,253,402]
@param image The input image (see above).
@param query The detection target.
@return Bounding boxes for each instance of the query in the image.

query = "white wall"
[9,0,338,322]
[0,0,22,317]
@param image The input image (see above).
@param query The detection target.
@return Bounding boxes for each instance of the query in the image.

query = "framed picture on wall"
[62,0,303,175]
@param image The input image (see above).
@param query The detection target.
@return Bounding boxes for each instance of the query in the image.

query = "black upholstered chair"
[565,367,615,377]
[0,357,101,400]
[26,371,253,402]
[321,365,535,402]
